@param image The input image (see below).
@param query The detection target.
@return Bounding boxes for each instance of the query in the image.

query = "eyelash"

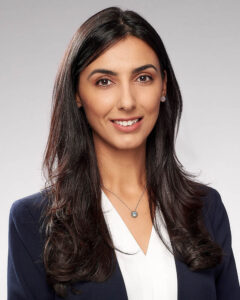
[95,74,153,87]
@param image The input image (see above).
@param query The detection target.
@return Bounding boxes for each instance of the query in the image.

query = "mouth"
[111,116,143,127]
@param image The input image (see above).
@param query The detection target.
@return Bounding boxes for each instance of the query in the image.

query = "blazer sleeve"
[209,189,240,299]
[7,198,54,300]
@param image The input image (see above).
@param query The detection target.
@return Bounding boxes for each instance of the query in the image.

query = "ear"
[75,92,82,108]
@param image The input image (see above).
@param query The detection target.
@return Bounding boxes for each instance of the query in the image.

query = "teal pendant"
[131,211,138,218]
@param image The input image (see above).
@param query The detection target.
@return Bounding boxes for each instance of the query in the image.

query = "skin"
[76,35,167,254]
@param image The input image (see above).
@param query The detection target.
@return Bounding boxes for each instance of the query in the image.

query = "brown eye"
[137,75,153,82]
[95,78,112,87]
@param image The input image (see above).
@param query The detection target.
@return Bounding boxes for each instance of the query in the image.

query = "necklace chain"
[101,184,147,218]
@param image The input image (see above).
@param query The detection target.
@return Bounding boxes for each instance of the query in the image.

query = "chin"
[113,139,146,151]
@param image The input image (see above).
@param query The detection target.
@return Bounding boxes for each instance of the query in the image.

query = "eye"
[137,75,153,83]
[95,78,112,87]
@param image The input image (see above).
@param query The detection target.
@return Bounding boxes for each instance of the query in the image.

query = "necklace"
[101,184,147,218]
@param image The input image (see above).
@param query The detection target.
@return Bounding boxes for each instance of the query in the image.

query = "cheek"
[148,98,161,113]
[140,89,161,115]
[81,93,113,124]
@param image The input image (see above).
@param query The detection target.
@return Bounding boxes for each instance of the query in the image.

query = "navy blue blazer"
[8,186,240,299]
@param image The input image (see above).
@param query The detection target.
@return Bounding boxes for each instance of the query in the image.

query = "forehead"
[82,35,160,74]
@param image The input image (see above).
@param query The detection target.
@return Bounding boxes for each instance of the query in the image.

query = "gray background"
[1,0,239,297]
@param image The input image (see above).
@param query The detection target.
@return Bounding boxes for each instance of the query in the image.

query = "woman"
[7,6,240,300]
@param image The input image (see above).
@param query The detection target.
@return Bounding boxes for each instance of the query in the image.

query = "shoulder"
[200,185,224,214]
[8,191,55,299]
[9,190,50,237]
[8,190,51,269]
[198,189,240,295]
[199,185,233,248]
[200,185,227,223]
[10,190,49,218]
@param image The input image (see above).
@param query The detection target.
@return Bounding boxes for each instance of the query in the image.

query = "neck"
[94,141,147,195]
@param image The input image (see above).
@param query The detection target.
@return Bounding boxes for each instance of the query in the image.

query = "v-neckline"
[101,189,154,257]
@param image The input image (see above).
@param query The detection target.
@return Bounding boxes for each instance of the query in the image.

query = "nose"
[117,82,136,111]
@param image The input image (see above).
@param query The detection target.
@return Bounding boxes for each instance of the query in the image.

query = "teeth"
[114,118,139,126]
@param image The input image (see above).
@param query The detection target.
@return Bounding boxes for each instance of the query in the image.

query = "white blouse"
[101,189,178,300]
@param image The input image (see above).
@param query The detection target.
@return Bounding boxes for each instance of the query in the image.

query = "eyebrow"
[87,64,158,80]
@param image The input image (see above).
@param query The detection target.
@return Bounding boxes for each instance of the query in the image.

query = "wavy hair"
[41,6,223,298]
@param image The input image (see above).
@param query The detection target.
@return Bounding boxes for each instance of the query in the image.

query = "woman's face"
[76,35,167,151]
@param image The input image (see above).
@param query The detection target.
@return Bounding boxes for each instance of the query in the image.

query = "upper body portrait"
[7,6,240,300]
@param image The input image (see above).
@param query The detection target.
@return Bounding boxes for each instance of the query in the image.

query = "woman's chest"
[101,189,153,255]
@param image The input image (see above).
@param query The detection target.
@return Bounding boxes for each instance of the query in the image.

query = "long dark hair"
[41,6,223,298]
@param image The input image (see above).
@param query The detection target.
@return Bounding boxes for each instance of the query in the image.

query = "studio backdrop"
[1,1,239,299]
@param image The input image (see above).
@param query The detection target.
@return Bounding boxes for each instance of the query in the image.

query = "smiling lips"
[111,116,143,121]
[111,116,143,127]
[114,119,139,126]
[111,116,143,131]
